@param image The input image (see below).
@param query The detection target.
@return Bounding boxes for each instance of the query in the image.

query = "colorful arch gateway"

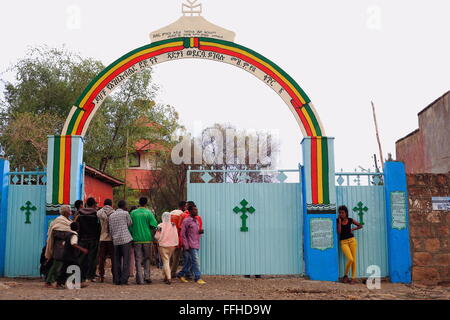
[63,37,324,137]
[49,36,335,214]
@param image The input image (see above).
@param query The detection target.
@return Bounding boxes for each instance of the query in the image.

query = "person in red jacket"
[178,201,203,230]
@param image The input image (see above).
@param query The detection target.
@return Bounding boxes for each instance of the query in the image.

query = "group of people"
[43,197,206,289]
[42,199,363,288]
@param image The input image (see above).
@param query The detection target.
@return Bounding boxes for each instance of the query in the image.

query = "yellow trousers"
[340,237,357,279]
[159,246,176,280]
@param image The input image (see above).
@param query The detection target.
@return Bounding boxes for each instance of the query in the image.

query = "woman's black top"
[338,218,354,241]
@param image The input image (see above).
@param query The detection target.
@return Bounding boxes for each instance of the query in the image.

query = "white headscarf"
[162,212,172,224]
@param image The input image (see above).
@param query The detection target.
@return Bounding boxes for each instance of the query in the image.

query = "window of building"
[129,152,140,168]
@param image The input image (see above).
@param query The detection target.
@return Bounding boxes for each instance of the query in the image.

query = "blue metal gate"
[4,170,47,277]
[187,169,303,276]
[335,171,389,278]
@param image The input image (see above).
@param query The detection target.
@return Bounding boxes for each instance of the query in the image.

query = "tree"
[141,123,281,214]
[0,46,182,172]
[0,112,64,169]
[82,70,181,173]
[0,46,104,169]
[1,45,104,120]
[145,149,189,214]
[190,123,281,183]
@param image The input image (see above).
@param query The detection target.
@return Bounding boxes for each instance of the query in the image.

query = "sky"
[0,0,449,172]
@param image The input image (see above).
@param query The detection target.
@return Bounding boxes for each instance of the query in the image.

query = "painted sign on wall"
[432,197,450,211]
[391,191,407,230]
[310,218,333,250]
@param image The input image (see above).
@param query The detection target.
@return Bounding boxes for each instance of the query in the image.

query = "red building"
[83,119,165,201]
[396,91,450,174]
[125,139,165,192]
[84,165,124,205]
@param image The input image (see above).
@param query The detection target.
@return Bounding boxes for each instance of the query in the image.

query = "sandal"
[342,275,349,283]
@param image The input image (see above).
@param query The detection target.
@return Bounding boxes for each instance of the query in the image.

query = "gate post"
[0,158,10,276]
[383,161,412,283]
[301,137,338,281]
[46,135,84,209]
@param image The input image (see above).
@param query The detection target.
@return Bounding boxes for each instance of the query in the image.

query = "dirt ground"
[1,272,449,300]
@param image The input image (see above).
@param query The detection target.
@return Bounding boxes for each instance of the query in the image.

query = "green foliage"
[0,45,182,172]
[0,112,64,169]
[0,46,104,169]
[82,69,181,172]
[2,45,104,121]
[144,148,188,215]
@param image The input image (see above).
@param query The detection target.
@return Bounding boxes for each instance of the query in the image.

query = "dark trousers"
[134,243,152,284]
[45,260,64,284]
[98,241,115,279]
[180,249,193,278]
[79,239,99,281]
[113,242,132,285]
[170,247,182,278]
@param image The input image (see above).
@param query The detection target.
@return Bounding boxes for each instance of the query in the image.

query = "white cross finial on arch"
[182,0,202,16]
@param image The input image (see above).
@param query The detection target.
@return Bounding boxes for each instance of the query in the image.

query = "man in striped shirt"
[108,200,133,285]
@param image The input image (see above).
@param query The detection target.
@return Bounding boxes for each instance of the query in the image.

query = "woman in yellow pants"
[337,205,363,284]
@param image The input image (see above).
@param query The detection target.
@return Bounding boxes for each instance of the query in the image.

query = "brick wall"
[408,174,450,285]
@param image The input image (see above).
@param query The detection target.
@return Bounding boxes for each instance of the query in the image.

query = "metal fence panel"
[5,175,46,277]
[188,183,303,276]
[336,186,388,278]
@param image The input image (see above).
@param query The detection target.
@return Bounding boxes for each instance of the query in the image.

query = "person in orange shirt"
[177,201,204,280]
[170,201,186,278]
[179,201,203,230]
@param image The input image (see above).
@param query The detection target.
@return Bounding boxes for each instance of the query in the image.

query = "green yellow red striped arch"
[62,37,325,137]
[54,37,330,206]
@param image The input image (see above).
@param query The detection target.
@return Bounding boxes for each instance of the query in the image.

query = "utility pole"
[371,101,384,168]
[373,154,380,173]
[124,128,129,201]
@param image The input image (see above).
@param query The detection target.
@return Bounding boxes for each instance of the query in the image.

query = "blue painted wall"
[303,214,339,281]
[384,161,412,283]
[0,159,10,276]
[301,154,338,282]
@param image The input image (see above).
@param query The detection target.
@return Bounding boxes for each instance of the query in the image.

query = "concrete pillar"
[46,135,84,210]
[301,137,338,281]
[0,158,10,276]
[384,161,412,283]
